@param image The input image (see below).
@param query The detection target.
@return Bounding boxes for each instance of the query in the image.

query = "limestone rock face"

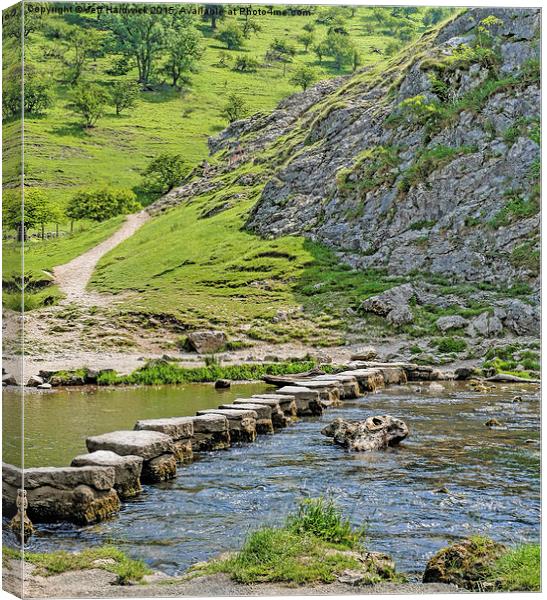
[71,451,143,499]
[423,537,506,590]
[186,330,227,353]
[322,416,409,451]
[2,463,120,524]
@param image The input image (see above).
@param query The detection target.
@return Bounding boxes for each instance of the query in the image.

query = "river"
[2,380,540,578]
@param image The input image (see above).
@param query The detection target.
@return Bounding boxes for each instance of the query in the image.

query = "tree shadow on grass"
[48,123,90,138]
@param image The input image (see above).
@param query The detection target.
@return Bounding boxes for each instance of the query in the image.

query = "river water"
[2,381,540,577]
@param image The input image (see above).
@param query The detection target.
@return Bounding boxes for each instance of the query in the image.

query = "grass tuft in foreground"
[487,543,540,592]
[3,545,150,585]
[192,497,402,586]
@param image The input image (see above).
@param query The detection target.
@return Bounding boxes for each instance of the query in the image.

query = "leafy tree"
[62,27,103,84]
[68,83,108,128]
[352,50,362,73]
[303,22,315,33]
[110,80,140,116]
[313,40,329,64]
[142,154,189,195]
[297,31,315,52]
[2,3,42,40]
[289,66,317,91]
[217,21,244,50]
[2,63,52,120]
[324,32,355,70]
[103,13,169,85]
[221,93,249,123]
[202,4,225,30]
[243,18,262,39]
[164,25,203,88]
[233,55,260,73]
[268,38,297,75]
[66,188,141,223]
[2,189,56,241]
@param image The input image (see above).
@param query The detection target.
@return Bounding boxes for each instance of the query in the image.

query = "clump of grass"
[487,543,540,591]
[434,337,467,353]
[194,497,400,585]
[287,497,366,549]
[4,545,150,585]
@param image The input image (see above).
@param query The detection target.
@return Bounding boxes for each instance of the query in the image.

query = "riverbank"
[3,559,459,598]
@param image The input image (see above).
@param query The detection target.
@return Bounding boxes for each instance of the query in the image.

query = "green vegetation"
[66,188,140,223]
[489,190,539,228]
[3,545,150,585]
[336,146,400,197]
[141,153,189,196]
[487,543,540,591]
[510,240,540,274]
[482,344,539,377]
[94,359,335,386]
[192,497,401,585]
[434,337,467,353]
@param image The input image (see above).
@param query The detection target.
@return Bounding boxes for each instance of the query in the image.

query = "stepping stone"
[196,409,257,443]
[292,380,342,406]
[276,386,323,416]
[71,450,143,499]
[338,369,385,392]
[86,430,177,483]
[2,463,119,525]
[314,374,360,399]
[251,394,298,418]
[219,403,274,434]
[191,414,230,451]
[236,397,289,428]
[135,417,194,463]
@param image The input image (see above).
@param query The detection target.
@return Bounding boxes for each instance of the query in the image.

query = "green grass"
[487,544,540,591]
[94,359,335,386]
[3,545,150,585]
[191,497,401,585]
[434,337,467,353]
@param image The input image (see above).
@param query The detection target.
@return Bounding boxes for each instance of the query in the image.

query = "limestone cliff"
[152,8,540,288]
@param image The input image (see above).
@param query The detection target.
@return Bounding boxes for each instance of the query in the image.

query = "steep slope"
[241,7,540,286]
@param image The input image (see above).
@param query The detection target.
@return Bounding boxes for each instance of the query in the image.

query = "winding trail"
[53,211,150,305]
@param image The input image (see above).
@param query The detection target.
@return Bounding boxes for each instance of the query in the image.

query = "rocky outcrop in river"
[322,415,409,451]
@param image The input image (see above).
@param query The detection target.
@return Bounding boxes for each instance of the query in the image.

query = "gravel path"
[53,211,150,305]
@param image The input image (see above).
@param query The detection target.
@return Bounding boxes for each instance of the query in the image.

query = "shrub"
[232,54,260,72]
[217,21,244,49]
[289,66,317,91]
[435,337,467,353]
[66,188,141,222]
[68,82,108,128]
[110,80,139,116]
[142,153,189,195]
[221,93,249,123]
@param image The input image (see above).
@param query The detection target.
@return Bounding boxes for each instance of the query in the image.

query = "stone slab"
[134,417,194,440]
[86,430,174,461]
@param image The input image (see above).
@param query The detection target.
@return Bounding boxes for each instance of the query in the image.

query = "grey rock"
[186,330,227,354]
[86,430,174,461]
[134,417,193,441]
[2,374,17,386]
[26,375,44,387]
[467,312,504,337]
[350,346,378,361]
[387,304,414,326]
[322,415,409,451]
[436,315,468,332]
[360,284,415,316]
[37,383,52,390]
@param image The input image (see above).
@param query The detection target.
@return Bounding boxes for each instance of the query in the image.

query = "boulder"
[387,305,414,326]
[71,451,143,499]
[37,383,52,390]
[322,416,409,451]
[350,347,378,361]
[276,386,323,416]
[497,299,539,336]
[436,315,468,332]
[191,414,231,451]
[186,330,227,353]
[454,367,478,380]
[486,373,540,384]
[467,312,503,337]
[2,374,17,386]
[359,284,415,317]
[86,430,177,483]
[219,403,274,434]
[26,375,44,387]
[423,537,506,590]
[196,408,257,443]
[2,463,120,525]
[338,369,385,392]
[134,417,194,463]
[214,379,231,389]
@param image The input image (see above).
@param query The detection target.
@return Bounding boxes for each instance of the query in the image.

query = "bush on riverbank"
[3,545,150,585]
[95,360,335,386]
[192,497,402,585]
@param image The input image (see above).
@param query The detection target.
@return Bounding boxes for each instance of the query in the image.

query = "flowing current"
[3,381,540,577]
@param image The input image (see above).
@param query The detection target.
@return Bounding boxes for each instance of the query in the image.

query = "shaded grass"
[3,545,150,585]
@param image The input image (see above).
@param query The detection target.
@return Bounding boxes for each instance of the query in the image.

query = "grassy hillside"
[21,4,445,208]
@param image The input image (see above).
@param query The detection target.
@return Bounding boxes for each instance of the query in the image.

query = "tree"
[66,188,141,223]
[313,40,329,64]
[289,66,317,91]
[2,63,52,120]
[63,27,103,85]
[324,32,355,70]
[221,93,249,123]
[233,55,260,73]
[2,189,54,241]
[268,38,297,75]
[103,13,169,85]
[163,26,203,88]
[242,18,261,39]
[202,4,225,30]
[110,81,140,116]
[297,31,315,52]
[142,154,189,195]
[217,21,244,50]
[352,50,362,73]
[68,83,108,128]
